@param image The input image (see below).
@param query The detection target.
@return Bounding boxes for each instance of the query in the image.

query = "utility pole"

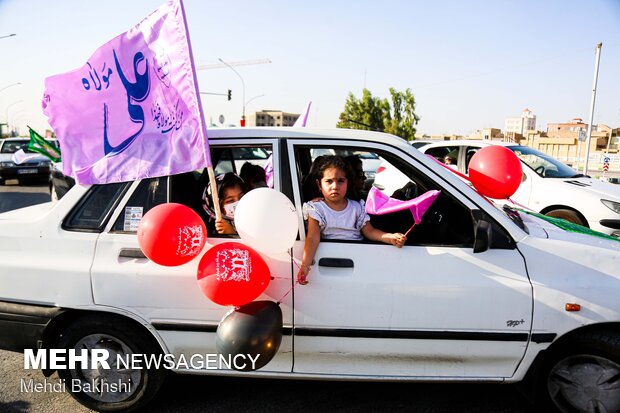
[218,58,246,126]
[583,42,602,175]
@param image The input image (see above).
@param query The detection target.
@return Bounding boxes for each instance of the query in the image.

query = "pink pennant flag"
[42,0,210,185]
[293,101,312,127]
[365,187,441,225]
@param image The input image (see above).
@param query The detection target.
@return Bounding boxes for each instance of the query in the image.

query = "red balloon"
[137,203,207,267]
[197,242,271,307]
[468,146,523,199]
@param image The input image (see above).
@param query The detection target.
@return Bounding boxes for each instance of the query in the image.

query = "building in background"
[466,128,503,140]
[247,110,299,127]
[504,109,536,136]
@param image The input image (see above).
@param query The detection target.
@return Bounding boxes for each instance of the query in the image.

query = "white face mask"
[223,200,240,219]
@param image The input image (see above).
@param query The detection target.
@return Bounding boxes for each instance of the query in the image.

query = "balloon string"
[276,254,304,304]
[507,197,535,212]
[404,223,416,237]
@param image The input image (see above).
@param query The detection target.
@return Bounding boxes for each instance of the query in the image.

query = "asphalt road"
[0,183,535,413]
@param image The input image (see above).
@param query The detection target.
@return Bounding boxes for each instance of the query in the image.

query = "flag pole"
[178,0,221,219]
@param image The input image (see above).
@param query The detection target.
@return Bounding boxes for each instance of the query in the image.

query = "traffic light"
[227,89,232,101]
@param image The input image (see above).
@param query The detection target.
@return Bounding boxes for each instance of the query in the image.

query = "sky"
[1,0,619,137]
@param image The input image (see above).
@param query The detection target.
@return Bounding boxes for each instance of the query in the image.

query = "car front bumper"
[0,166,51,181]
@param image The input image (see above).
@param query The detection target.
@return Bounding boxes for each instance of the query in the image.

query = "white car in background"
[413,140,620,237]
[0,138,53,185]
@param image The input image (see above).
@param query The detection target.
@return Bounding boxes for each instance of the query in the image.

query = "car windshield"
[508,146,578,178]
[1,140,35,154]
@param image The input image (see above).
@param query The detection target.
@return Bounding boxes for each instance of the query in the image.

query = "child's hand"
[297,266,310,285]
[215,218,236,234]
[384,233,406,248]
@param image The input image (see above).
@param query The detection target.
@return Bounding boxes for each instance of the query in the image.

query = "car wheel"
[57,315,166,412]
[540,331,620,413]
[545,209,587,227]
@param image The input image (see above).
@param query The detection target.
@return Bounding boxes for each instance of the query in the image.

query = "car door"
[90,139,293,373]
[289,139,533,379]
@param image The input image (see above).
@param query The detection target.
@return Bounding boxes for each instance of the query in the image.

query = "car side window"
[295,145,475,247]
[465,147,480,174]
[111,177,169,233]
[425,146,460,168]
[213,146,272,175]
[205,144,274,237]
[63,183,130,232]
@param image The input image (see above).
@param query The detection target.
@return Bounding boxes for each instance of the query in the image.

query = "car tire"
[545,209,587,227]
[539,330,620,413]
[57,315,166,412]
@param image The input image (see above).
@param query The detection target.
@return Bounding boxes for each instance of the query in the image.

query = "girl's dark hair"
[217,172,246,201]
[314,155,358,200]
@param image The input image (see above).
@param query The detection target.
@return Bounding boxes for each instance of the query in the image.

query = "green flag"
[27,126,61,162]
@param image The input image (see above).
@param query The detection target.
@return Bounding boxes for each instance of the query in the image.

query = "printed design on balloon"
[176,225,204,257]
[215,248,253,283]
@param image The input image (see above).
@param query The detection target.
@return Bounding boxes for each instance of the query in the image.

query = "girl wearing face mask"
[202,173,246,235]
[297,156,406,285]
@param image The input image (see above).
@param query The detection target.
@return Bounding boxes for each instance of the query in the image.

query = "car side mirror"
[473,217,492,254]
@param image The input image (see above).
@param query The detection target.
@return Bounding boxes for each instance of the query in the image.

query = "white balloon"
[234,188,298,255]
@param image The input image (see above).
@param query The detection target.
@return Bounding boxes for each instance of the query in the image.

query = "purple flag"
[42,0,210,185]
[293,101,312,127]
[365,187,441,225]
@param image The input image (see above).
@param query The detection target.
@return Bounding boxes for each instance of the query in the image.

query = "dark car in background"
[49,162,75,201]
[0,138,53,185]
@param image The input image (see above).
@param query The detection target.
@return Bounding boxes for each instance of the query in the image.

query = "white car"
[413,140,620,237]
[0,137,53,184]
[1,128,619,413]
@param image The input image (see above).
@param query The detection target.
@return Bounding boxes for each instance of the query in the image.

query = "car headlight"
[38,161,51,167]
[0,161,15,167]
[601,199,620,214]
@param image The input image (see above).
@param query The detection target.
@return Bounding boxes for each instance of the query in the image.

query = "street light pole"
[583,42,602,175]
[245,94,265,108]
[5,99,24,133]
[0,82,21,95]
[218,58,246,126]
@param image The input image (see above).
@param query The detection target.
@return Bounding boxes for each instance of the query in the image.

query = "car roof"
[418,139,519,149]
[206,127,407,145]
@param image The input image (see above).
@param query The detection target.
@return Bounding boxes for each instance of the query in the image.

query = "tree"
[336,88,420,140]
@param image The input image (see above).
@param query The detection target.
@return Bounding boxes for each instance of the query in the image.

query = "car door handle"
[119,248,147,259]
[318,258,354,268]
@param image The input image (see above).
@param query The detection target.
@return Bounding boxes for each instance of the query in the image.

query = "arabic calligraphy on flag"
[42,0,210,185]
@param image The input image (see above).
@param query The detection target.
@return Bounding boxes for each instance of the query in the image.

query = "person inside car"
[443,155,457,170]
[297,156,406,285]
[202,172,246,235]
[345,155,368,200]
[240,162,268,191]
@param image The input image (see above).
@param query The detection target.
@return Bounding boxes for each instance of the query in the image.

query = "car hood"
[520,210,620,252]
[560,176,620,200]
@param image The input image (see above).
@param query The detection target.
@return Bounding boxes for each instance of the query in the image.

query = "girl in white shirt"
[298,156,406,284]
